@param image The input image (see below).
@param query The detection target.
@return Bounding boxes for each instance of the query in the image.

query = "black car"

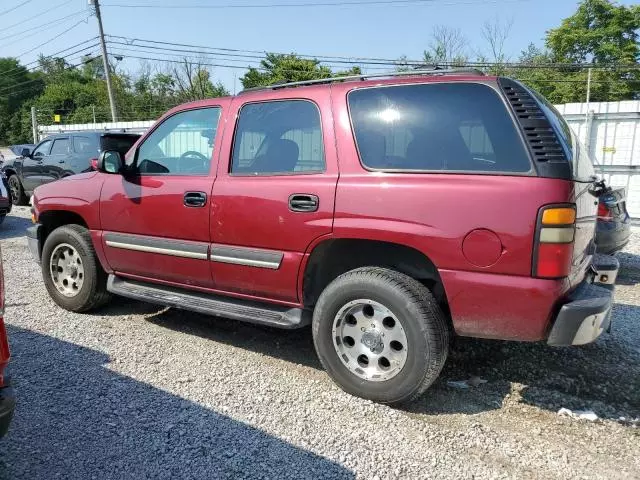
[0,173,12,225]
[2,131,140,206]
[594,180,632,254]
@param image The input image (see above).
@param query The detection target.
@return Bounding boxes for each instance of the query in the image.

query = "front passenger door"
[22,139,52,192]
[100,104,227,288]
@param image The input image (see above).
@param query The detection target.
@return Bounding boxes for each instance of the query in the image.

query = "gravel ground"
[0,206,639,479]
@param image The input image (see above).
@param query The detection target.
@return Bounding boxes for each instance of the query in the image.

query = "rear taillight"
[90,158,98,170]
[597,202,613,221]
[534,206,576,279]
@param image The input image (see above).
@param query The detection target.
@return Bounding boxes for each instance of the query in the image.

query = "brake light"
[597,203,613,221]
[534,205,576,279]
[90,158,98,170]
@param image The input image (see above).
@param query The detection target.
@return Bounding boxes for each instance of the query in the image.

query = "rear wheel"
[41,224,111,312]
[7,175,27,206]
[312,267,450,405]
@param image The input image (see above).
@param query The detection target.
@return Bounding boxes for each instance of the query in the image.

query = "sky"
[1,0,638,94]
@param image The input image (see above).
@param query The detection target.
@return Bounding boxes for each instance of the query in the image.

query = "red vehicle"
[27,70,618,405]
[0,245,15,436]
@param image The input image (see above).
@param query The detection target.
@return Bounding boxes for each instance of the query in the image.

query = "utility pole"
[90,0,117,122]
[584,67,593,155]
[31,106,38,143]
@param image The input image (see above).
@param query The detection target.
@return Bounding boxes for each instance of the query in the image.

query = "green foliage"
[0,58,44,144]
[241,53,334,89]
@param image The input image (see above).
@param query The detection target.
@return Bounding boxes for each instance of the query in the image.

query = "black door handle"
[288,194,319,212]
[184,191,207,207]
[58,160,65,164]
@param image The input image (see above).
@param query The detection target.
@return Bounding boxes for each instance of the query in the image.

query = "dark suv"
[2,131,140,205]
[27,70,619,405]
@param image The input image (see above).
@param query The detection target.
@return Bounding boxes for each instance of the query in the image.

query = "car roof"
[166,70,497,113]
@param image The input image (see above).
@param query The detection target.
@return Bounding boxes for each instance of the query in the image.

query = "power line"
[106,35,640,71]
[0,10,89,44]
[107,35,420,64]
[101,0,533,9]
[1,0,75,33]
[0,39,99,81]
[0,0,34,16]
[13,17,92,60]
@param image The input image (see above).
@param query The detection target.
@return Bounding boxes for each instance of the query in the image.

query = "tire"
[41,224,111,312]
[312,267,450,405]
[7,175,27,206]
[0,215,4,225]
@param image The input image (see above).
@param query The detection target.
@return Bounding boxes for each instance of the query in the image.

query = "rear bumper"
[595,225,631,255]
[547,255,619,346]
[0,385,16,438]
[27,224,41,264]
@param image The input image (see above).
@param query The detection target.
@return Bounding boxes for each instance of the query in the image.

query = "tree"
[480,17,514,74]
[423,26,469,66]
[544,0,640,102]
[240,53,333,89]
[0,58,44,144]
[170,58,229,102]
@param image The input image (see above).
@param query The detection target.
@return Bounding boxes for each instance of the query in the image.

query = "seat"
[356,130,387,168]
[252,139,299,173]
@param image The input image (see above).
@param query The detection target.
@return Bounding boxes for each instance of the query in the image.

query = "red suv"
[0,245,15,436]
[27,70,619,405]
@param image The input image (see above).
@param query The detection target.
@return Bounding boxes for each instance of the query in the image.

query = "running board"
[107,275,310,329]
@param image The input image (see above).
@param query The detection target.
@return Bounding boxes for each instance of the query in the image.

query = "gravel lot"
[0,206,639,479]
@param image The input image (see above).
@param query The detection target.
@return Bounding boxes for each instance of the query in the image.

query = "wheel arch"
[302,238,451,322]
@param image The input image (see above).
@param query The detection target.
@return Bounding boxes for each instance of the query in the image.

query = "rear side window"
[231,100,325,175]
[101,135,140,157]
[50,138,69,155]
[348,83,531,173]
[74,136,99,155]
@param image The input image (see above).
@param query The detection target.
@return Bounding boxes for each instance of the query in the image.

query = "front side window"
[50,138,69,155]
[348,83,532,173]
[32,140,52,158]
[134,107,221,175]
[231,100,325,175]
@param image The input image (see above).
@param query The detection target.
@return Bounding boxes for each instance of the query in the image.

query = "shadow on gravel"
[144,307,323,370]
[143,302,640,421]
[0,326,353,480]
[404,306,640,420]
[0,214,31,241]
[616,252,640,286]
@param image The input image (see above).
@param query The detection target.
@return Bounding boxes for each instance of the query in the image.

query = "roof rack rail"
[239,67,485,94]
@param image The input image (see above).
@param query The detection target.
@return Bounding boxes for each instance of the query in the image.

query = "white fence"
[39,100,640,218]
[557,101,640,218]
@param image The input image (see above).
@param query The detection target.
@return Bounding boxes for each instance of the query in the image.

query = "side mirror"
[97,150,124,174]
[20,148,31,158]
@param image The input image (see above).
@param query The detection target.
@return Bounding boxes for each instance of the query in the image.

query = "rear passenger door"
[211,93,338,303]
[43,136,70,182]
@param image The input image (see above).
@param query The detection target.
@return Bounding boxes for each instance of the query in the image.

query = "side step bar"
[107,275,310,329]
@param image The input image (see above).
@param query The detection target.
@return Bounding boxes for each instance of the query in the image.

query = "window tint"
[348,83,531,173]
[134,107,221,175]
[50,138,69,155]
[32,140,52,157]
[74,136,98,155]
[101,135,139,157]
[231,100,324,175]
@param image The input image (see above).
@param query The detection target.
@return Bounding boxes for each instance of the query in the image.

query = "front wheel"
[7,175,27,206]
[312,267,450,405]
[41,224,111,312]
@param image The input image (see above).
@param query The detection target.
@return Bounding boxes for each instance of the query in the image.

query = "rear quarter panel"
[330,80,580,340]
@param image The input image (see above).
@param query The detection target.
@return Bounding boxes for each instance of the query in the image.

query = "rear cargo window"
[101,135,140,157]
[348,83,531,173]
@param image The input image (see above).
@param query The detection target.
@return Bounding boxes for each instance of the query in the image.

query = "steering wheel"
[179,151,209,174]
